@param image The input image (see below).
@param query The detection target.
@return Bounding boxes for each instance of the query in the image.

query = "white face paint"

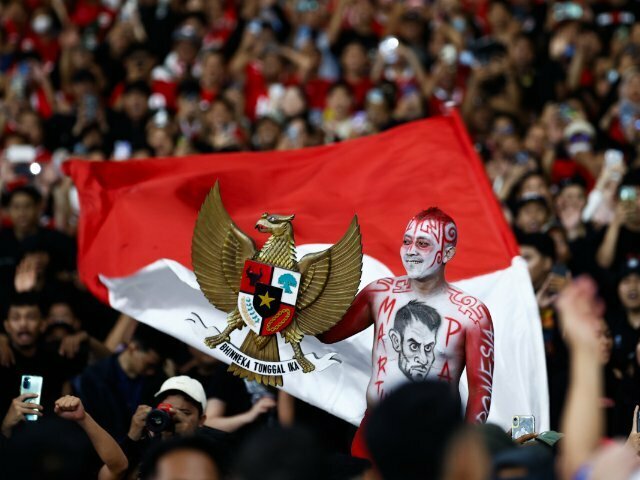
[400,217,456,279]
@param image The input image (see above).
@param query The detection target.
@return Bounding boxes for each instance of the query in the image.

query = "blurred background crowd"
[1,0,640,479]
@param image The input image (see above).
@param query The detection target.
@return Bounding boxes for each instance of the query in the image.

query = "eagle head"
[255,213,295,236]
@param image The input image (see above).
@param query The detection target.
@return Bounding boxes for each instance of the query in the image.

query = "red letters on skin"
[438,361,452,382]
[445,316,462,347]
[377,296,396,325]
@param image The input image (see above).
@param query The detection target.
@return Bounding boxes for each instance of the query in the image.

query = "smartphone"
[113,140,132,161]
[553,2,583,22]
[511,415,535,439]
[247,20,262,35]
[551,264,569,277]
[83,94,98,122]
[378,37,399,64]
[620,185,638,203]
[605,149,624,169]
[20,375,43,421]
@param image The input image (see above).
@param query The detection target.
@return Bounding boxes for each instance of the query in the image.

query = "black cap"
[516,231,557,261]
[514,193,549,216]
[555,175,587,194]
[123,80,152,97]
[123,42,155,60]
[71,69,97,85]
[176,79,200,99]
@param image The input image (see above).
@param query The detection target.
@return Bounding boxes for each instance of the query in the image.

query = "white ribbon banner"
[194,325,341,376]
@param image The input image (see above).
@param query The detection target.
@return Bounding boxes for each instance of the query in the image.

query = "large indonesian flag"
[65,112,548,429]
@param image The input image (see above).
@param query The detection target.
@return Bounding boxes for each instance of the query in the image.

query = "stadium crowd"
[1,0,640,478]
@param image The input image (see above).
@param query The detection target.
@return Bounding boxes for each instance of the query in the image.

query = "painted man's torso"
[364,276,494,422]
[322,211,495,423]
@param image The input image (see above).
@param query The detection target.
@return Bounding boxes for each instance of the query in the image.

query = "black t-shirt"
[73,355,166,442]
[106,110,151,152]
[0,344,76,418]
[44,112,77,151]
[42,338,91,378]
[186,363,252,417]
[567,224,601,278]
[610,310,640,369]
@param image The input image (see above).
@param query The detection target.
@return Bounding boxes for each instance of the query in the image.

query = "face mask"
[32,15,52,35]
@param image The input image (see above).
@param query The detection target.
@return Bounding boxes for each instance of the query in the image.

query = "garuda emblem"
[192,182,363,386]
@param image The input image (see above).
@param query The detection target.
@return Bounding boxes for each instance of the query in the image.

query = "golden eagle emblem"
[192,182,363,386]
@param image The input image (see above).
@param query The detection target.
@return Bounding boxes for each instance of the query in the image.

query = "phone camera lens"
[23,377,31,389]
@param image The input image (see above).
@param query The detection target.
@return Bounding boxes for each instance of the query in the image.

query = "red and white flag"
[65,112,548,429]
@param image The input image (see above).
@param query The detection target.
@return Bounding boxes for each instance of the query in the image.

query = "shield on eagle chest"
[238,259,301,336]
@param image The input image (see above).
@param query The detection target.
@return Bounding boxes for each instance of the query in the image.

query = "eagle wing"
[192,181,257,313]
[289,216,362,337]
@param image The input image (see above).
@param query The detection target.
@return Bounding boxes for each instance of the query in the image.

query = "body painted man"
[320,208,494,457]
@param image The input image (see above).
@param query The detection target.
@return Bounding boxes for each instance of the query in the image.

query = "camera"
[145,403,175,433]
[22,377,31,390]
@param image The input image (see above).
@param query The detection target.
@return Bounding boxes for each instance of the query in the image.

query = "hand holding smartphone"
[511,415,535,439]
[20,375,43,421]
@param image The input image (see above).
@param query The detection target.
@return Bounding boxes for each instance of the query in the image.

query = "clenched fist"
[54,395,86,422]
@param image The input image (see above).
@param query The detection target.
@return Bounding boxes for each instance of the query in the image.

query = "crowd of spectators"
[1,0,640,478]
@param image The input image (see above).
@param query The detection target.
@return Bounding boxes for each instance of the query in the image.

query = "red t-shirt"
[344,77,373,110]
[301,77,332,111]
[20,34,60,67]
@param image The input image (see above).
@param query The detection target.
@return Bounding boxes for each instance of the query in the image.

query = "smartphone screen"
[620,186,638,203]
[604,149,623,168]
[113,141,132,161]
[20,375,43,421]
[511,415,535,439]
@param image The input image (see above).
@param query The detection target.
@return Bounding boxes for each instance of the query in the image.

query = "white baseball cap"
[154,376,207,413]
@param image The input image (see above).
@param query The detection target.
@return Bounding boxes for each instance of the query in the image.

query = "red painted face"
[400,216,456,279]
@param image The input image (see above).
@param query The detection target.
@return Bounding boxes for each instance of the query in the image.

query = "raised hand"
[54,395,86,422]
[58,331,89,359]
[556,276,602,350]
[627,405,640,457]
[247,396,276,422]
[14,256,39,293]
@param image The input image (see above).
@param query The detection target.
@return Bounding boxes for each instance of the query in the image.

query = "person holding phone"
[0,392,43,439]
[596,170,640,270]
[0,293,76,426]
[516,231,571,430]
